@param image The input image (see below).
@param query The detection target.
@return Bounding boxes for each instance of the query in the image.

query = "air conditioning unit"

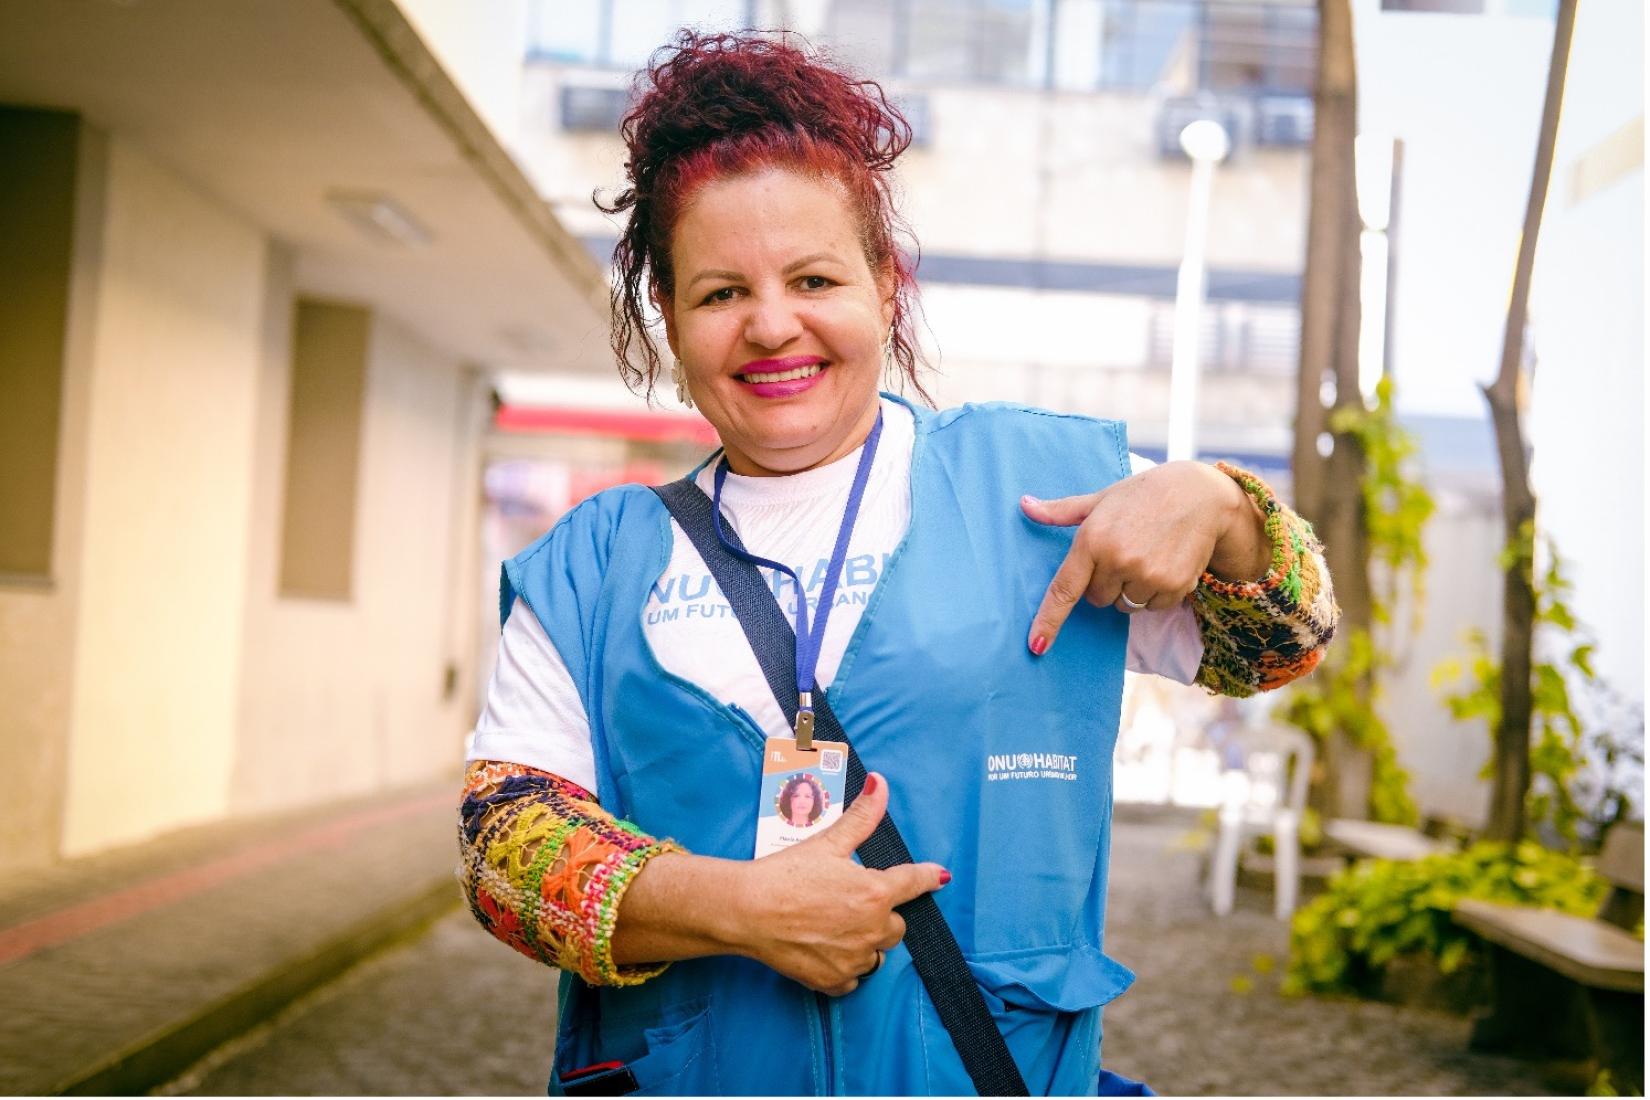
[1255,96,1315,147]
[1157,97,1250,160]
[559,86,632,133]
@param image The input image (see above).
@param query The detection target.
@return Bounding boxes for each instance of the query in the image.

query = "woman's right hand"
[736,772,949,996]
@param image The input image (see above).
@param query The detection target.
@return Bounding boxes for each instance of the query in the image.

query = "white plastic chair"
[1208,724,1314,920]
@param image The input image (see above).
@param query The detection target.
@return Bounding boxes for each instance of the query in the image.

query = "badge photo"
[753,737,848,859]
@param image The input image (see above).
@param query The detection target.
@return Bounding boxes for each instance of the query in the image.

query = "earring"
[882,332,897,386]
[672,358,693,409]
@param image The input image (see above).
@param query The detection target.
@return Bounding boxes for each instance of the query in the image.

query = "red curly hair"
[597,30,929,402]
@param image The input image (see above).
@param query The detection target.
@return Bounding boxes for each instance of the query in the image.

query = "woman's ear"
[876,260,897,331]
[653,284,681,359]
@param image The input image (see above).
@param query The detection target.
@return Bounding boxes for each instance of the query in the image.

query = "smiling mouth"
[737,363,826,384]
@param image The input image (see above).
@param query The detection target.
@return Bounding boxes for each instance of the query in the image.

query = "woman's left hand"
[1020,461,1271,655]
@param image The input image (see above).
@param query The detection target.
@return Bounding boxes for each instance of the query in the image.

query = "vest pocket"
[551,996,721,1097]
[920,946,1134,1094]
[966,943,1135,1013]
[622,1000,720,1095]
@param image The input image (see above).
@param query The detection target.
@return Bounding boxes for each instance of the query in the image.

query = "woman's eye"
[799,275,833,291]
[702,287,738,305]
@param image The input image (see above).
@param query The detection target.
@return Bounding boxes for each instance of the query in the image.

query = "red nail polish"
[862,773,879,797]
[939,870,952,886]
[1030,635,1049,656]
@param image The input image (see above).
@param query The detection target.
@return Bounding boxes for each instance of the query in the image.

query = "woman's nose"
[741,296,803,349]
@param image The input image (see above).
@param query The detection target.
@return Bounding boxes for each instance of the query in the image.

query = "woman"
[459,30,1337,1096]
[780,775,825,829]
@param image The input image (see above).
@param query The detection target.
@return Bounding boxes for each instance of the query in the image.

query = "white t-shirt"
[469,399,1203,796]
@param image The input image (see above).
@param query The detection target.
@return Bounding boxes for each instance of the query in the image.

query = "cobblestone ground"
[156,812,1566,1096]
[155,909,558,1097]
[1099,810,1560,1097]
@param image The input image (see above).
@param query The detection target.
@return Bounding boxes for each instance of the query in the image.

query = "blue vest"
[504,398,1138,1096]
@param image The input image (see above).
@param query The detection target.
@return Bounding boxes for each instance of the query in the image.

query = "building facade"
[0,0,608,870]
[513,0,1319,468]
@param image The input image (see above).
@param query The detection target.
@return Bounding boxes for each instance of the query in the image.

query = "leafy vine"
[1431,527,1639,848]
[1276,376,1435,824]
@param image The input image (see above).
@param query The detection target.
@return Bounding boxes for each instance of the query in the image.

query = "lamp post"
[1167,119,1231,463]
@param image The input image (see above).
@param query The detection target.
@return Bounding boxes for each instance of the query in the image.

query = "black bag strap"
[651,477,1029,1097]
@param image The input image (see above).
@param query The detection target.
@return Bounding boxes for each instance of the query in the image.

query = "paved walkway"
[3,786,1575,1095]
[157,908,555,1096]
[1100,806,1562,1096]
[0,780,461,1096]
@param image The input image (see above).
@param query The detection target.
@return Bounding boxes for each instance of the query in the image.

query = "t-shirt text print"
[645,552,896,629]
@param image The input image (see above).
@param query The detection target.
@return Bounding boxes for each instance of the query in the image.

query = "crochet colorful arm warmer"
[458,760,684,986]
[1190,462,1340,697]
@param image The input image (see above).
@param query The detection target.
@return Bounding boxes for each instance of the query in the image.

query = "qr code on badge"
[820,749,845,773]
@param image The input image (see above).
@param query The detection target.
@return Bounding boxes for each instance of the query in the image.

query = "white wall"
[1527,0,1644,704]
[35,135,485,852]
[1352,2,1644,818]
[60,137,265,856]
[1379,487,1506,827]
[1352,3,1555,419]
[231,302,477,813]
[0,122,104,871]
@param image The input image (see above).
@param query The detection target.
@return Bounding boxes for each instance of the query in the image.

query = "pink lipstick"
[736,356,829,398]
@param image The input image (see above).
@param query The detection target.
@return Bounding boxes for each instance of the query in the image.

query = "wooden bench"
[1324,818,1450,862]
[1451,821,1644,1093]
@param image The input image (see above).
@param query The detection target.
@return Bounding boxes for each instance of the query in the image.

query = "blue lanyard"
[711,409,884,750]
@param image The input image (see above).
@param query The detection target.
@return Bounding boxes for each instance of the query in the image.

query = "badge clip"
[794,692,815,752]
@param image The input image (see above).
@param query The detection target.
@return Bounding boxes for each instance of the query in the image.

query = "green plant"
[1432,531,1602,846]
[1330,375,1437,635]
[1277,630,1419,825]
[1283,842,1606,997]
[1278,377,1433,824]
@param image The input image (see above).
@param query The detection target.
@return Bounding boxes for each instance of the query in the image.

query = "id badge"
[754,737,849,859]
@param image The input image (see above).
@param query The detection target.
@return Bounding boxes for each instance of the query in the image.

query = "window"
[528,0,1045,86]
[607,0,683,67]
[527,0,751,67]
[822,0,902,75]
[527,0,1316,95]
[0,108,78,580]
[1200,2,1316,96]
[1148,301,1299,375]
[903,0,1040,84]
[1380,0,1486,11]
[527,0,603,63]
[278,301,369,601]
[1100,0,1199,91]
[1098,1,1314,96]
[560,86,632,132]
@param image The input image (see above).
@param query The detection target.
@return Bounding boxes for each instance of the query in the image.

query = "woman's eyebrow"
[685,268,741,291]
[782,252,841,274]
[685,252,842,291]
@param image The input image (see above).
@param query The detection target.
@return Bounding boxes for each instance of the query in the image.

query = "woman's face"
[661,168,893,477]
[788,779,816,824]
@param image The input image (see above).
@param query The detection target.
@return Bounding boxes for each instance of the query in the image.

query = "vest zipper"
[729,700,833,1090]
[815,991,836,1094]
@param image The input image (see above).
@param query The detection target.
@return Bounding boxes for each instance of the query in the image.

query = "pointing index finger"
[1028,538,1096,656]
